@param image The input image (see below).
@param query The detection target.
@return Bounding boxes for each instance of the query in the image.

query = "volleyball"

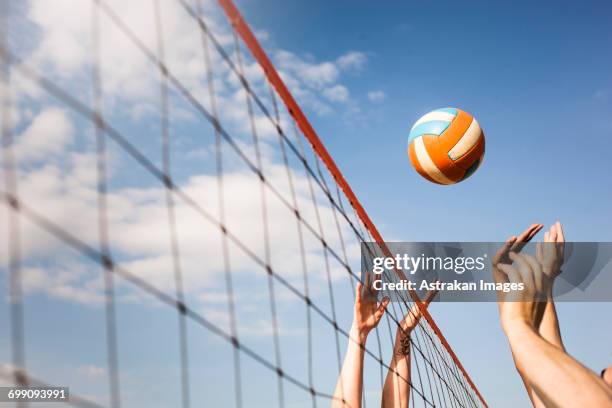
[408,107,485,184]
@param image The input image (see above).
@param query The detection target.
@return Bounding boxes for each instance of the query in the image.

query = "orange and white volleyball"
[408,107,485,184]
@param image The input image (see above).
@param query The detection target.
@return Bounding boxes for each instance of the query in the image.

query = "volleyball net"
[0,0,487,406]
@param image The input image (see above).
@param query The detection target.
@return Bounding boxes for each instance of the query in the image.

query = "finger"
[370,272,381,296]
[379,296,390,310]
[544,230,550,243]
[549,225,557,242]
[516,225,536,242]
[494,237,516,264]
[356,283,363,303]
[526,224,544,241]
[374,297,390,322]
[511,224,543,253]
[408,288,438,323]
[403,302,422,330]
[517,224,543,243]
[509,252,535,290]
[556,221,565,243]
[556,222,565,261]
[522,253,543,294]
[364,273,375,296]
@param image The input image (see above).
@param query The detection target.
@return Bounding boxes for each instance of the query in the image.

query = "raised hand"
[332,276,390,408]
[352,274,390,343]
[493,223,543,285]
[537,221,565,280]
[398,288,438,335]
[496,252,547,331]
[493,223,543,265]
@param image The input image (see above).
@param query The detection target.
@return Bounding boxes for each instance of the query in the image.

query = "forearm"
[505,321,612,407]
[537,286,564,351]
[512,299,559,407]
[514,285,563,407]
[510,349,545,408]
[332,326,367,408]
[382,333,411,408]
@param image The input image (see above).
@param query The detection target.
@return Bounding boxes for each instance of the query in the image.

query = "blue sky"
[239,0,612,406]
[1,0,611,407]
[240,0,612,241]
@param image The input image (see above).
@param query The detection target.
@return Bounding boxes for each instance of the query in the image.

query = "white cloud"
[323,84,349,102]
[27,0,92,73]
[21,264,105,305]
[1,0,364,318]
[7,0,369,131]
[13,107,74,163]
[275,50,340,87]
[274,50,367,114]
[336,51,367,71]
[0,3,375,403]
[254,29,270,42]
[0,107,359,308]
[367,90,386,102]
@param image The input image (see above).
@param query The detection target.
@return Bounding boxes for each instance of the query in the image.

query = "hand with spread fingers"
[332,275,389,408]
[396,288,438,337]
[493,223,543,264]
[493,223,547,407]
[496,222,612,408]
[352,274,390,343]
[493,223,543,286]
[496,252,547,331]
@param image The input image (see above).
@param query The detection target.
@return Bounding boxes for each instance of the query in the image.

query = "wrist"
[350,322,369,344]
[394,331,411,356]
[545,283,554,300]
[502,317,535,338]
[394,324,412,342]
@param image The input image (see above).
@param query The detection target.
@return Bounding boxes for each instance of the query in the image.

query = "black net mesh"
[0,1,486,407]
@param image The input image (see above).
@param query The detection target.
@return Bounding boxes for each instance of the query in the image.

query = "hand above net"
[496,252,548,332]
[536,221,565,296]
[495,232,612,408]
[494,223,543,263]
[395,288,438,357]
[352,273,390,344]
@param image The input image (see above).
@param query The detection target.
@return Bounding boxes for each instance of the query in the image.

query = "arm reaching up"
[493,223,544,407]
[332,276,389,408]
[497,252,612,407]
[381,289,438,408]
[495,222,566,407]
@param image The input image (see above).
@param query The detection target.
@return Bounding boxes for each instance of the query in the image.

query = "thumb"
[355,283,363,303]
